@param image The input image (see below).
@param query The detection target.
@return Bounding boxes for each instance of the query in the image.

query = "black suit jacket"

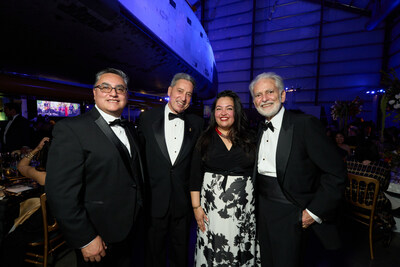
[138,106,203,218]
[255,109,346,249]
[45,108,144,248]
[1,114,31,152]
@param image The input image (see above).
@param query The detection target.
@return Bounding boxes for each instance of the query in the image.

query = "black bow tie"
[169,112,184,121]
[109,119,128,128]
[261,121,274,132]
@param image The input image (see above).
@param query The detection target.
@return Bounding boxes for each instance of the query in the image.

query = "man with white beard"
[250,72,346,267]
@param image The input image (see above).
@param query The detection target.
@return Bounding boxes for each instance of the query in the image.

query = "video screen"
[37,100,81,117]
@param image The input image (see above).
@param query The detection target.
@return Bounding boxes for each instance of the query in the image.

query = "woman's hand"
[194,207,208,233]
[36,137,50,151]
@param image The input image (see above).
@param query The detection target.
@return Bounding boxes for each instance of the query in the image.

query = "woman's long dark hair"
[197,90,254,160]
[354,140,380,162]
[35,139,51,172]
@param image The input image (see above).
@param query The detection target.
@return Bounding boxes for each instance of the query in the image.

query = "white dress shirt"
[164,104,184,165]
[257,106,321,223]
[95,105,131,156]
[257,106,285,177]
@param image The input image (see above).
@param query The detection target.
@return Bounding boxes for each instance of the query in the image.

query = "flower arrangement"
[388,95,400,110]
[381,69,400,120]
[380,69,400,141]
[331,96,362,131]
[384,149,400,170]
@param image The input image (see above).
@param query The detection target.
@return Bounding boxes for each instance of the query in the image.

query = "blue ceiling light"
[285,85,301,93]
[365,89,386,95]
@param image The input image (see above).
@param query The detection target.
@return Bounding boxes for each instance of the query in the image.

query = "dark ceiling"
[307,0,374,11]
[0,0,393,105]
[0,0,217,104]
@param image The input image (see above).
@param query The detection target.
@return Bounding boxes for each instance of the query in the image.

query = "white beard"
[256,101,282,119]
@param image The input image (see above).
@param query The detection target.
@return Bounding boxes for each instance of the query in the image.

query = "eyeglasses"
[94,83,128,94]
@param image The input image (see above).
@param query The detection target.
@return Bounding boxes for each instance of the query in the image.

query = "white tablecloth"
[387,182,400,194]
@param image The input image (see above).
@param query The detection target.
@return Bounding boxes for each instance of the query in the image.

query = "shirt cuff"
[80,238,95,249]
[306,208,322,224]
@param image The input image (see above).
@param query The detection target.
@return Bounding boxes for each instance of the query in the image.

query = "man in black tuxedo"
[1,102,31,152]
[250,72,346,267]
[138,73,203,266]
[46,68,144,267]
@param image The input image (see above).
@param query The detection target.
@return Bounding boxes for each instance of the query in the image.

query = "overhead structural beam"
[192,0,202,9]
[188,0,203,13]
[249,0,257,108]
[366,0,400,30]
[314,1,324,106]
[78,0,120,20]
[302,0,371,16]
[201,0,205,29]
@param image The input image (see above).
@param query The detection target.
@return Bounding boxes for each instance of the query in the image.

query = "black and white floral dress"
[190,132,260,266]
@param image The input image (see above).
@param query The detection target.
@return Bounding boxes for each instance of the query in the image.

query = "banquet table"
[385,170,400,232]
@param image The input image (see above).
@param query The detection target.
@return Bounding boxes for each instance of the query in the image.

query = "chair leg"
[42,241,48,267]
[369,223,374,260]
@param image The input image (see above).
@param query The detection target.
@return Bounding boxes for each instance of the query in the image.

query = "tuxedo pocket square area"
[85,200,104,205]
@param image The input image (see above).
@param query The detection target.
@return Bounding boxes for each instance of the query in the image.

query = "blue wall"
[389,11,400,73]
[198,0,399,127]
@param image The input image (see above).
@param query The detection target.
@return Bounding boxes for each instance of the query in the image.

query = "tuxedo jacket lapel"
[152,113,172,165]
[276,111,302,207]
[252,124,265,184]
[151,109,195,167]
[276,111,293,184]
[173,119,194,166]
[125,125,145,184]
[94,112,135,181]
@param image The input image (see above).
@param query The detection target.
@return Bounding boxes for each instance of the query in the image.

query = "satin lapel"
[252,123,265,184]
[125,125,144,184]
[94,115,134,178]
[152,115,171,165]
[276,111,293,184]
[173,119,194,166]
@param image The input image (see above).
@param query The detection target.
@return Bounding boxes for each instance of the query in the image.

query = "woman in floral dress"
[190,90,259,266]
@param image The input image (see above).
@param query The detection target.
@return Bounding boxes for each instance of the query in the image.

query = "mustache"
[260,101,274,107]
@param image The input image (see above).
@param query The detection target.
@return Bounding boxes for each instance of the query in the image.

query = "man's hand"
[301,210,315,229]
[81,235,107,262]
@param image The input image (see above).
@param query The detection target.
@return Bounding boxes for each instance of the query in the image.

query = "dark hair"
[170,73,196,90]
[197,90,254,160]
[94,68,129,87]
[334,131,346,141]
[354,140,380,162]
[4,102,21,114]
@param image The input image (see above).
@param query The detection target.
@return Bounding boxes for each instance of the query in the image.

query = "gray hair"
[249,72,284,98]
[94,68,129,87]
[170,73,196,89]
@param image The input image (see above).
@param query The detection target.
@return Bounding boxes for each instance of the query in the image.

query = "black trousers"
[258,194,304,267]
[76,238,133,267]
[76,210,145,267]
[145,210,191,267]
